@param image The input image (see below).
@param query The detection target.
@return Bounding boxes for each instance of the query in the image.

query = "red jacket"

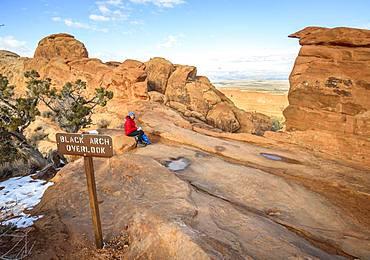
[124,116,137,135]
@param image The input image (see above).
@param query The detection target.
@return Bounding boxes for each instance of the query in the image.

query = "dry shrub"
[0,159,31,180]
[271,117,285,132]
[0,221,35,259]
[97,119,110,129]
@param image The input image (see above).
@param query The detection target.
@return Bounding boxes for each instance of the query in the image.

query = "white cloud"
[0,35,31,56]
[129,20,144,25]
[98,28,109,33]
[106,0,122,5]
[92,49,132,62]
[64,19,92,30]
[89,14,110,21]
[193,48,300,80]
[157,34,183,48]
[98,4,111,14]
[95,3,128,21]
[157,35,177,48]
[0,36,26,50]
[129,0,185,8]
[140,47,299,81]
[51,16,108,32]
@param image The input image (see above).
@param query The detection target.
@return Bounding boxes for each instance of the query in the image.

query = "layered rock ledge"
[281,26,370,164]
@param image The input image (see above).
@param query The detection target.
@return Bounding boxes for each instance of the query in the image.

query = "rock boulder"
[285,26,370,135]
[145,57,174,93]
[282,26,370,164]
[206,103,240,132]
[0,50,20,59]
[34,33,88,60]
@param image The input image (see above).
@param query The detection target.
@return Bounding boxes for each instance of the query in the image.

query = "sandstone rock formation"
[0,50,20,59]
[28,113,370,258]
[282,26,370,163]
[145,58,271,133]
[0,34,271,134]
[34,33,88,60]
[145,57,174,93]
[98,128,137,155]
[206,102,240,132]
[2,30,370,258]
[0,50,28,87]
[24,116,61,156]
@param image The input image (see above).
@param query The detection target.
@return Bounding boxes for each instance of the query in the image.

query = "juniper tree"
[0,74,46,168]
[0,71,113,173]
[25,70,113,133]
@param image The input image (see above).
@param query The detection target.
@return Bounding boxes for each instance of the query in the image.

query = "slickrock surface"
[29,107,370,259]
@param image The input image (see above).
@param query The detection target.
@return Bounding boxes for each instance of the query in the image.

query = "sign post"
[84,156,103,249]
[56,132,113,249]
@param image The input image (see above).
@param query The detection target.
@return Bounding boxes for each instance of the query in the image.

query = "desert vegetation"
[0,71,113,178]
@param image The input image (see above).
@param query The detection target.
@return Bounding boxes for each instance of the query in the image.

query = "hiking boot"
[137,142,147,148]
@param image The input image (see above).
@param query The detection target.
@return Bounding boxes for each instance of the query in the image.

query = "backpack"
[141,134,151,145]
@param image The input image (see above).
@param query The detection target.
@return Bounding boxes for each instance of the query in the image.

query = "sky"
[0,0,369,81]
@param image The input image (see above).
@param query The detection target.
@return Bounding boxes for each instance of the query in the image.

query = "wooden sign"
[56,133,113,158]
[56,132,114,249]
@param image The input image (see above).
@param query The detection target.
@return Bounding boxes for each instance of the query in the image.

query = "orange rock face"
[34,33,88,60]
[145,57,174,93]
[146,61,272,134]
[0,34,149,102]
[290,26,370,47]
[0,33,272,134]
[283,27,370,163]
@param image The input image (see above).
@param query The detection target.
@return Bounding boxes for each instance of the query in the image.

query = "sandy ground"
[218,88,289,119]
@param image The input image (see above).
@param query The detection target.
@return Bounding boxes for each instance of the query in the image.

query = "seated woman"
[124,112,147,146]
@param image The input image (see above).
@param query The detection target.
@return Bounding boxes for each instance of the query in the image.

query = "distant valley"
[213,79,289,93]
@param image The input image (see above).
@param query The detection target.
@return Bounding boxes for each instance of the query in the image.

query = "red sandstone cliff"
[277,26,370,164]
[0,33,271,135]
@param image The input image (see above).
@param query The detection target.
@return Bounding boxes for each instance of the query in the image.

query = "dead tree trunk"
[10,131,48,170]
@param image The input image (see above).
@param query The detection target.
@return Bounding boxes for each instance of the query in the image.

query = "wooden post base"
[84,156,103,249]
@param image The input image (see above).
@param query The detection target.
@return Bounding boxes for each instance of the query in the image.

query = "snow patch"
[2,215,43,228]
[0,175,53,228]
[164,157,191,172]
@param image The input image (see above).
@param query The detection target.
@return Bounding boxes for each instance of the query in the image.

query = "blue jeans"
[128,130,144,142]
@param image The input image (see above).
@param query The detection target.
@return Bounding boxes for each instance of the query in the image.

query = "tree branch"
[39,95,56,112]
[0,96,17,111]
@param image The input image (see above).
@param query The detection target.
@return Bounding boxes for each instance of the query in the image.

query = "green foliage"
[0,74,40,132]
[25,70,55,98]
[271,117,284,132]
[0,72,44,170]
[25,71,113,133]
[0,131,19,165]
[0,70,113,175]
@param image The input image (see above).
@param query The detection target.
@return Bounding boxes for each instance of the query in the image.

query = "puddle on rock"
[215,146,226,152]
[163,157,191,172]
[195,151,210,158]
[261,153,282,161]
[260,153,301,164]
